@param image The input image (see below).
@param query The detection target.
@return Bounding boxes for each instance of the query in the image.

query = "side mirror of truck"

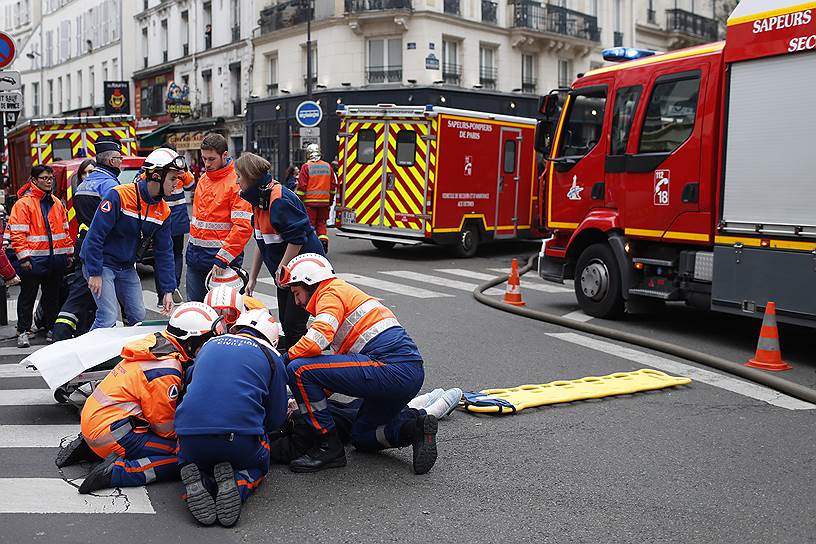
[535,120,554,155]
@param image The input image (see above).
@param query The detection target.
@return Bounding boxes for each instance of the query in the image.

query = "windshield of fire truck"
[555,87,607,159]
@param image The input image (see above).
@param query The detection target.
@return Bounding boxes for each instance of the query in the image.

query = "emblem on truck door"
[567,175,584,201]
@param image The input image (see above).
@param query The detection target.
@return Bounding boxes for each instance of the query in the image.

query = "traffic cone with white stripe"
[745,302,791,372]
[502,258,526,307]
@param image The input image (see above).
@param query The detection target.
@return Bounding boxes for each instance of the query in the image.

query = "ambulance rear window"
[357,129,376,164]
[396,130,416,166]
[52,138,72,161]
[503,140,517,173]
[638,73,700,154]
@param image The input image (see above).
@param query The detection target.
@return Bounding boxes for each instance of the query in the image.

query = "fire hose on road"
[473,255,816,405]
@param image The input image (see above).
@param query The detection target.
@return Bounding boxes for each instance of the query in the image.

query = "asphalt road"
[0,234,814,544]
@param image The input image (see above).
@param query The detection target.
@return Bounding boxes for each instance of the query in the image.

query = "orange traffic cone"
[503,258,526,306]
[745,302,792,371]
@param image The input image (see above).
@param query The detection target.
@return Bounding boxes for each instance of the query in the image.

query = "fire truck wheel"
[574,243,624,318]
[455,226,479,258]
[371,240,397,252]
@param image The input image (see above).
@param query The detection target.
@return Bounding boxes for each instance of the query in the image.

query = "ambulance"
[536,0,816,327]
[335,104,545,257]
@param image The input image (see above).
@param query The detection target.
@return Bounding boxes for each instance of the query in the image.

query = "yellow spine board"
[465,369,691,414]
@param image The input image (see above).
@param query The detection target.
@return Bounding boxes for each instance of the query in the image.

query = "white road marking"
[380,271,505,296]
[547,332,816,411]
[435,269,572,293]
[0,478,155,514]
[141,290,164,315]
[0,389,56,406]
[5,297,39,321]
[0,364,40,378]
[0,425,79,448]
[562,310,594,322]
[249,290,279,310]
[336,273,454,299]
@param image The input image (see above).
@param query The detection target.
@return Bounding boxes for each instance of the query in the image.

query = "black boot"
[214,462,242,527]
[321,239,329,254]
[55,433,100,468]
[78,453,117,494]
[181,463,216,526]
[409,414,438,475]
[289,429,346,473]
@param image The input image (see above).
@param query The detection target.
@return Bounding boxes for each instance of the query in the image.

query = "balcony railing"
[442,63,461,85]
[183,43,189,56]
[200,102,212,118]
[481,0,497,23]
[613,31,623,46]
[267,83,278,96]
[479,66,497,89]
[366,66,403,84]
[666,8,718,41]
[521,78,536,93]
[345,0,412,13]
[444,0,460,15]
[647,8,656,24]
[513,2,600,42]
[260,4,312,34]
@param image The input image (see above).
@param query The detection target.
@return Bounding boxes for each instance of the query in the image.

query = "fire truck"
[335,104,545,257]
[535,0,816,328]
[7,115,138,196]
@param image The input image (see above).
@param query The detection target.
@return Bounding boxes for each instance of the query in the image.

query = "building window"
[89,66,95,105]
[521,54,536,93]
[442,39,461,85]
[366,37,402,84]
[203,2,212,49]
[140,78,167,117]
[161,19,168,62]
[57,76,63,112]
[181,10,189,55]
[112,58,118,79]
[102,61,108,84]
[557,58,572,87]
[201,70,212,116]
[77,71,83,107]
[303,44,318,86]
[47,79,53,114]
[230,0,240,41]
[142,27,148,68]
[479,45,497,89]
[32,82,39,116]
[268,55,278,96]
[66,73,71,110]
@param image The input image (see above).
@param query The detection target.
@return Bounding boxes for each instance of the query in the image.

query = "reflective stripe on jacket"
[186,160,252,270]
[288,277,421,363]
[80,332,187,457]
[8,184,73,276]
[296,160,337,207]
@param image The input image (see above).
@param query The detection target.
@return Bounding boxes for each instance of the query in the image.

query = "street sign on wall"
[0,91,22,112]
[0,33,16,70]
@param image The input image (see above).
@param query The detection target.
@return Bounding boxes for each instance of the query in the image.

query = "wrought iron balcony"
[366,66,403,84]
[613,31,623,46]
[260,4,312,34]
[481,0,497,23]
[513,2,600,42]
[442,63,462,85]
[345,0,412,13]
[479,66,497,89]
[666,9,718,41]
[444,0,460,15]
[521,78,536,93]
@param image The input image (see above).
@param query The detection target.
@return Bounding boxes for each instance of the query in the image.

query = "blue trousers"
[101,423,180,488]
[84,265,145,329]
[287,354,424,451]
[178,434,269,502]
[185,265,209,303]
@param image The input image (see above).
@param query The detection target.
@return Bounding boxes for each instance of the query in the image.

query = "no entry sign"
[0,32,16,70]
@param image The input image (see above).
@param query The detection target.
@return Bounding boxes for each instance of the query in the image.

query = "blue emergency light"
[602,47,657,62]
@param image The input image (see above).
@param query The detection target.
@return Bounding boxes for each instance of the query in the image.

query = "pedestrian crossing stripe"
[0,478,155,514]
[0,424,79,448]
[380,270,506,296]
[0,389,57,406]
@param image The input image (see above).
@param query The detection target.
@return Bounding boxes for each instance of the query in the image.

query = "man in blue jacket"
[175,309,288,527]
[80,148,183,328]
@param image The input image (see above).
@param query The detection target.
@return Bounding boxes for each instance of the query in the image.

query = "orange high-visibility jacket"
[187,160,253,269]
[296,160,337,207]
[8,184,73,275]
[288,277,402,360]
[80,332,187,457]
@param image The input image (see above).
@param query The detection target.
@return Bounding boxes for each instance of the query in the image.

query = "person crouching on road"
[54,303,226,494]
[234,152,325,352]
[280,253,439,475]
[174,309,288,527]
[80,148,184,328]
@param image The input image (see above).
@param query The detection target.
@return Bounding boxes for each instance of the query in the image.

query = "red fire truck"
[335,104,545,257]
[536,0,816,327]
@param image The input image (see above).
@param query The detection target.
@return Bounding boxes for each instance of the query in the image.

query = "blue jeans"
[84,265,145,329]
[185,265,209,303]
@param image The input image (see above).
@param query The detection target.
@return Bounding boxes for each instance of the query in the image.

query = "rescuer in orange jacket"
[297,144,337,253]
[54,302,227,494]
[280,253,439,475]
[7,164,74,347]
[185,133,253,302]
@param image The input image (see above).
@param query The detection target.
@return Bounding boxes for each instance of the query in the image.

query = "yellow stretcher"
[462,369,691,415]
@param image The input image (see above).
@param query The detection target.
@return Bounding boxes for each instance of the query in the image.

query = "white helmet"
[280,253,335,287]
[143,147,187,172]
[306,143,321,161]
[167,302,227,341]
[205,267,248,293]
[204,286,245,326]
[230,308,281,347]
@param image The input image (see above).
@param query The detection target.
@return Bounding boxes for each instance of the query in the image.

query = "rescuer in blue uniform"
[174,309,288,528]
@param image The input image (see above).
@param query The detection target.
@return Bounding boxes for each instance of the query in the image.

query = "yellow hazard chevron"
[463,369,691,414]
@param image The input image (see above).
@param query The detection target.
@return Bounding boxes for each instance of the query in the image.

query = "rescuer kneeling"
[280,254,439,475]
